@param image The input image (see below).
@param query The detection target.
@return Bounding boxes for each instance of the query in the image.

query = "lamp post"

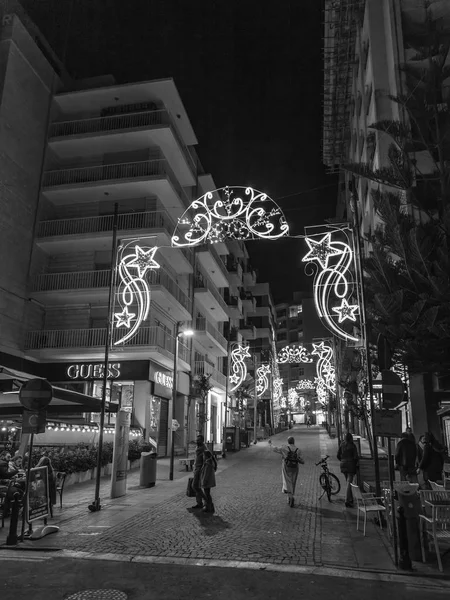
[169,321,194,481]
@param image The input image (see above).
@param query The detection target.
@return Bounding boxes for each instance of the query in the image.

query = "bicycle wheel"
[319,473,329,491]
[328,473,341,495]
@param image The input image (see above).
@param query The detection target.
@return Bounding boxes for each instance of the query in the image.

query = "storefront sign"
[155,371,173,389]
[67,363,121,380]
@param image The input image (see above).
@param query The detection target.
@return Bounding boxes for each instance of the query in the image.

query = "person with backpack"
[200,449,217,513]
[269,436,304,507]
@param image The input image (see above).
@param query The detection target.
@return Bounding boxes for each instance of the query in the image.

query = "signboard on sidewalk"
[374,409,402,438]
[111,408,131,499]
[27,466,50,522]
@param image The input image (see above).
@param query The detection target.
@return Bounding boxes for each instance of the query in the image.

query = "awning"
[0,386,119,417]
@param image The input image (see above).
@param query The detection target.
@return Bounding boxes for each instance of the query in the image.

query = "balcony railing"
[26,326,190,362]
[195,318,227,349]
[37,210,173,239]
[33,268,192,313]
[194,273,228,315]
[42,159,189,206]
[49,109,196,175]
[194,360,226,388]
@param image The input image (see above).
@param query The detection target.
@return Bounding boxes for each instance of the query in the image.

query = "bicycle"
[316,455,341,501]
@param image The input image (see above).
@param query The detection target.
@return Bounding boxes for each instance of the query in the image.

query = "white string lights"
[302,228,360,343]
[171,186,289,247]
[114,240,160,346]
[256,364,271,397]
[312,341,336,405]
[296,379,315,391]
[277,345,313,364]
[229,344,251,392]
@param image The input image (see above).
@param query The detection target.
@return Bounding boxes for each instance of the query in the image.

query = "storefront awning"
[0,386,119,417]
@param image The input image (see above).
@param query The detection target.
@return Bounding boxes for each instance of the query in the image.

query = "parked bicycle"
[316,455,341,501]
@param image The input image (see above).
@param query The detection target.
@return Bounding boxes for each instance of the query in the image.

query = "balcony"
[243,268,257,287]
[194,273,229,322]
[194,318,227,357]
[194,361,226,390]
[226,295,242,319]
[25,326,190,367]
[239,320,257,340]
[36,210,193,273]
[41,159,188,219]
[226,259,243,286]
[32,268,192,321]
[196,244,229,288]
[48,109,196,186]
[240,291,256,314]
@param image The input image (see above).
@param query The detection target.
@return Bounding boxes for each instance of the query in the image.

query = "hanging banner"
[110,408,131,499]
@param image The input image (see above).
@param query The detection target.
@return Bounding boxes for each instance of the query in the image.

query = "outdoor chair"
[419,491,450,572]
[350,483,386,536]
[55,472,66,509]
[430,481,445,491]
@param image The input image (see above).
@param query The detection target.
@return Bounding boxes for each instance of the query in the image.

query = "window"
[154,318,171,336]
[277,332,287,341]
[289,305,302,317]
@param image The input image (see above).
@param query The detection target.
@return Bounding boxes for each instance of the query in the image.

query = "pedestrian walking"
[337,432,359,508]
[418,431,446,486]
[269,436,304,507]
[200,450,217,513]
[306,417,311,428]
[191,434,208,510]
[395,432,418,483]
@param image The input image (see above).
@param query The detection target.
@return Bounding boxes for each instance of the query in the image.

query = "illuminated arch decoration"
[302,227,360,343]
[288,388,299,409]
[229,344,251,393]
[256,364,271,397]
[296,379,315,391]
[114,240,160,346]
[312,341,336,405]
[171,186,289,247]
[277,345,313,364]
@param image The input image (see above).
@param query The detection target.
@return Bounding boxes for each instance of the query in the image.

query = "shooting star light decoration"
[114,241,160,346]
[302,229,360,343]
[229,344,251,392]
[171,186,289,247]
[256,364,271,397]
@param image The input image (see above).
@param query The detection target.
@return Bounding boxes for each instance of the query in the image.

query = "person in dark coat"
[395,432,418,483]
[337,432,359,507]
[200,450,217,513]
[419,432,446,485]
[191,434,208,510]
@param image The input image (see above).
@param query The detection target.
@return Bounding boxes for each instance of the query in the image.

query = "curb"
[1,549,449,589]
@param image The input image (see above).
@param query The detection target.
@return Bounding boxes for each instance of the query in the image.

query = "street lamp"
[169,321,194,481]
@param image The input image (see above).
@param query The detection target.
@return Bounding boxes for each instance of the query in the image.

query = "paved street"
[1,555,450,600]
[1,425,449,582]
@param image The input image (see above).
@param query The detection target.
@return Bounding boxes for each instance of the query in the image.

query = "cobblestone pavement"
[38,425,398,570]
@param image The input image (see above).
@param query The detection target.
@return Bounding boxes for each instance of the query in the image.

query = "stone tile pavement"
[1,425,449,577]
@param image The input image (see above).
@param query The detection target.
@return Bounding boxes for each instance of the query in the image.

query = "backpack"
[284,447,299,469]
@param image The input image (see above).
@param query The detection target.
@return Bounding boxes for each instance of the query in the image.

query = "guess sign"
[67,363,121,380]
[155,371,173,389]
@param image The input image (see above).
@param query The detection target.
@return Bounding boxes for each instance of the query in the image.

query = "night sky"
[24,0,338,302]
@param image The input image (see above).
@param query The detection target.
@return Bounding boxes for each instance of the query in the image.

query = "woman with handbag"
[337,432,359,508]
[200,450,217,513]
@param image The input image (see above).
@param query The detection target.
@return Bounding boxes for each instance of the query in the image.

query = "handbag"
[186,477,196,497]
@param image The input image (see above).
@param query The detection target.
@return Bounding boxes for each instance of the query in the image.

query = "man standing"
[395,432,418,483]
[191,434,208,509]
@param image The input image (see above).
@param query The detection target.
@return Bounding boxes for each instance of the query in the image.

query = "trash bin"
[396,483,421,564]
[139,451,157,487]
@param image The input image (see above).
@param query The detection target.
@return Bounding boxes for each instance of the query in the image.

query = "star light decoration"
[171,186,289,248]
[302,229,360,343]
[277,345,313,364]
[229,344,251,392]
[312,341,336,405]
[114,241,160,346]
[256,364,271,397]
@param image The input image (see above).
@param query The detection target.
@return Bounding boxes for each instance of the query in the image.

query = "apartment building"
[0,4,251,456]
[323,0,450,444]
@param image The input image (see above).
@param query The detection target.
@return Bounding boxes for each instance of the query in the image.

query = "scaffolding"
[322,0,365,173]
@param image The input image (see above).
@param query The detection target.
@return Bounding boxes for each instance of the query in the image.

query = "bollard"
[6,492,21,546]
[396,506,412,570]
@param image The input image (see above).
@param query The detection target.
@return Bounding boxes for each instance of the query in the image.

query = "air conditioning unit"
[2,14,14,26]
